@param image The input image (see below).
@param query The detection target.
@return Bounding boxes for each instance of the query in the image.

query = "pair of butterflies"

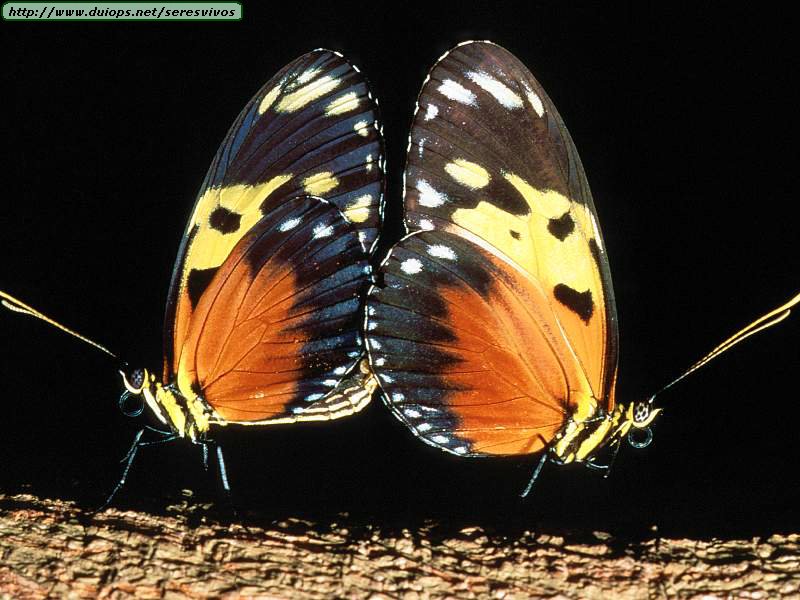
[3,41,798,500]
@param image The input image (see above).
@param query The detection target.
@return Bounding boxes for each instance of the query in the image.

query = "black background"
[1,4,798,538]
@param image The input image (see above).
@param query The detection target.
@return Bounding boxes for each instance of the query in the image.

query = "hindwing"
[176,196,373,424]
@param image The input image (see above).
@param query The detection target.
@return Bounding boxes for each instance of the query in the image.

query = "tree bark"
[1,493,798,599]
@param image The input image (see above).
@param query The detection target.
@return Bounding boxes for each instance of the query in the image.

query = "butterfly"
[363,40,800,495]
[1,49,385,503]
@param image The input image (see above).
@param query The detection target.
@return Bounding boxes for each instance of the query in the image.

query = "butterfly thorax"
[138,369,212,441]
[550,402,662,465]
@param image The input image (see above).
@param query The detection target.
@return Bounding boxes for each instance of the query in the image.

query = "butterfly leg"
[215,444,231,495]
[102,428,178,509]
[602,440,623,479]
[118,425,175,463]
[519,451,549,498]
[583,440,623,477]
[199,439,240,518]
[199,441,233,496]
[584,461,609,471]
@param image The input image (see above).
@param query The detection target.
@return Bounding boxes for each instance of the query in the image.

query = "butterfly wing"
[164,50,384,381]
[368,229,597,455]
[368,41,617,455]
[175,195,373,424]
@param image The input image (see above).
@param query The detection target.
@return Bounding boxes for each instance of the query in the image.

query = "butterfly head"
[120,366,147,395]
[620,398,662,450]
[118,366,157,419]
[118,366,174,433]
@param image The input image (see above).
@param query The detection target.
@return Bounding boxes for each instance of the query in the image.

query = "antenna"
[0,289,118,359]
[649,291,800,403]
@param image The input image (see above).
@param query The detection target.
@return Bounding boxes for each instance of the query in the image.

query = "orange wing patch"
[366,230,599,457]
[176,196,371,424]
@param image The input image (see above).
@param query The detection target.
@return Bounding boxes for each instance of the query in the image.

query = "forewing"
[404,41,617,408]
[165,50,384,380]
[366,230,598,456]
[175,196,372,424]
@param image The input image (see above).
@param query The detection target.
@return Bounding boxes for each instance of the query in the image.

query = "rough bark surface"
[1,494,798,599]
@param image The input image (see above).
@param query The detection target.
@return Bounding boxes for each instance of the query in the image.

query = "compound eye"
[121,367,146,393]
[633,402,650,423]
[129,368,145,389]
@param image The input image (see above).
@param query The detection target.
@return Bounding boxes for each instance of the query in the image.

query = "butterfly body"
[367,31,624,452]
[0,48,384,503]
[366,40,733,488]
[98,44,388,499]
[366,41,799,495]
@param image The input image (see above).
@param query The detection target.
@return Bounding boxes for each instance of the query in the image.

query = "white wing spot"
[296,67,321,85]
[374,357,386,366]
[400,258,423,275]
[322,379,338,387]
[379,373,394,383]
[416,179,447,207]
[418,218,434,231]
[354,120,370,137]
[333,366,348,375]
[369,338,382,350]
[279,217,301,232]
[391,392,405,402]
[466,71,523,109]
[325,91,360,116]
[424,103,439,120]
[305,393,325,402]
[454,446,468,455]
[417,423,432,432]
[438,79,477,106]
[427,244,457,261]
[404,408,422,418]
[431,435,450,444]
[313,223,334,239]
[524,84,545,117]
